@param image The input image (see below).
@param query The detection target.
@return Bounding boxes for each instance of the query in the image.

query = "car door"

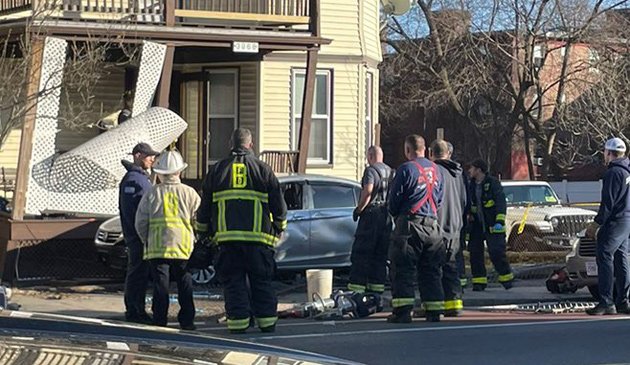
[306,181,359,267]
[274,181,312,270]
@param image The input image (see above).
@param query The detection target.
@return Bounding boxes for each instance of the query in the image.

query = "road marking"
[249,317,630,341]
[106,341,130,351]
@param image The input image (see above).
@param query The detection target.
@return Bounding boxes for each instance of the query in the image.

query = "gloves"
[352,208,361,222]
[493,223,504,232]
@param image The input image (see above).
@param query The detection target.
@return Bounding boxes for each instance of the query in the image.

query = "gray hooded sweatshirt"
[435,159,467,240]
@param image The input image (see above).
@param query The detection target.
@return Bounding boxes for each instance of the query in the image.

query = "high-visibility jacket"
[135,175,201,260]
[468,175,507,233]
[196,148,287,246]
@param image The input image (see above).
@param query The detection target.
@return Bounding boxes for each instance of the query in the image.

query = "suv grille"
[96,230,122,245]
[578,238,597,257]
[556,215,594,237]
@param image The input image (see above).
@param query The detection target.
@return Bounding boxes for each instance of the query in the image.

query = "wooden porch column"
[156,44,175,108]
[296,48,319,174]
[12,38,45,221]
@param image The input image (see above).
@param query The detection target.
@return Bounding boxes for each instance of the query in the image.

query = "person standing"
[429,140,467,316]
[586,138,630,315]
[135,150,201,330]
[119,142,159,324]
[387,134,445,323]
[467,159,514,291]
[196,128,287,334]
[347,146,393,296]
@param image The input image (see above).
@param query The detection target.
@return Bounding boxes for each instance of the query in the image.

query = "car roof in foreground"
[501,180,552,187]
[0,310,358,365]
[278,173,360,186]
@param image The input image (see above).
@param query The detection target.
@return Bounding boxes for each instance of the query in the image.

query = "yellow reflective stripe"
[213,189,268,202]
[484,200,495,208]
[347,284,366,293]
[227,318,250,330]
[498,273,514,282]
[367,283,385,293]
[256,316,277,329]
[423,301,445,311]
[215,230,278,246]
[392,298,415,308]
[279,219,288,230]
[444,299,463,310]
[253,200,262,233]
[472,277,488,284]
[195,222,209,232]
[218,200,227,232]
[496,214,506,221]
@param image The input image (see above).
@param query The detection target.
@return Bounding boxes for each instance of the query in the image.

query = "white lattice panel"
[43,107,188,215]
[132,41,167,116]
[25,37,68,215]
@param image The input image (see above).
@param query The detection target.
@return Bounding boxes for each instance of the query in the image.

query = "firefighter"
[467,159,514,291]
[388,134,445,323]
[119,142,159,325]
[134,149,201,330]
[586,138,630,315]
[347,146,393,297]
[196,128,287,334]
[430,140,467,317]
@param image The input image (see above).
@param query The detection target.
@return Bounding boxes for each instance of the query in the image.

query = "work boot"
[180,323,197,331]
[386,311,412,323]
[501,280,514,290]
[229,328,248,334]
[586,304,617,315]
[260,325,276,333]
[472,284,486,292]
[425,312,441,322]
[617,301,630,314]
[444,309,463,317]
[412,307,426,318]
[126,312,153,325]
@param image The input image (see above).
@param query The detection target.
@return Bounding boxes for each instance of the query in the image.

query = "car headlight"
[550,217,559,228]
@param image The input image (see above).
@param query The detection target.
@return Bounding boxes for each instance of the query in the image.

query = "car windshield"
[503,185,559,206]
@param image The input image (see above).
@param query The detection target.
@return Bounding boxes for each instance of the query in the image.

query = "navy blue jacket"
[388,157,443,218]
[119,160,152,244]
[595,157,630,226]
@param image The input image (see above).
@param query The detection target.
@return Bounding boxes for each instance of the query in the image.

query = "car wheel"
[587,284,618,302]
[507,226,546,252]
[191,265,216,285]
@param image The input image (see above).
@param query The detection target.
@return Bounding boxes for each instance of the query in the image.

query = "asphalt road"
[198,311,630,365]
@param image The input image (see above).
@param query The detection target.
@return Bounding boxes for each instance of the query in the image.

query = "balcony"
[0,0,315,33]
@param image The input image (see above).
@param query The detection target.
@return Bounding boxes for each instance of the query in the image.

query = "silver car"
[95,174,362,283]
[566,230,600,299]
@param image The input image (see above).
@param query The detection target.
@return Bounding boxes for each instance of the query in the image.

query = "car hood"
[100,216,122,232]
[0,310,358,365]
[507,205,597,219]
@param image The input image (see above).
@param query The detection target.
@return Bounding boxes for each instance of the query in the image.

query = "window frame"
[205,68,239,166]
[365,71,374,154]
[290,68,333,165]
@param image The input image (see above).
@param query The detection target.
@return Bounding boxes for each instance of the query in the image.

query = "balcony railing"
[0,0,314,30]
[259,150,298,174]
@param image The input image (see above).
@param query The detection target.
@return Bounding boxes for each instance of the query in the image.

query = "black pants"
[348,205,392,293]
[469,226,513,285]
[216,243,278,331]
[149,259,195,327]
[443,237,463,310]
[389,215,445,314]
[124,239,150,319]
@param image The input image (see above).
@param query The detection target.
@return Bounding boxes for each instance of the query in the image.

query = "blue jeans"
[596,219,630,307]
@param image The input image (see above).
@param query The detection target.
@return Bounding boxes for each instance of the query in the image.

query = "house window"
[365,71,374,154]
[206,68,238,165]
[291,69,332,164]
[533,45,544,69]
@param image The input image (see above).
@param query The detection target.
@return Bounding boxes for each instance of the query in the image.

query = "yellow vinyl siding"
[361,0,382,63]
[260,60,362,181]
[181,80,202,180]
[319,0,361,56]
[0,129,20,177]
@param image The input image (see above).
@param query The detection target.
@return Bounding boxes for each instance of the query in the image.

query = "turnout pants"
[468,227,513,286]
[216,243,278,331]
[456,234,467,287]
[348,205,392,293]
[443,237,463,311]
[389,215,445,315]
[596,219,630,307]
[149,259,195,327]
[124,239,151,320]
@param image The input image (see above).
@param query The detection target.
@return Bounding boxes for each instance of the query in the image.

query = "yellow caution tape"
[517,203,533,235]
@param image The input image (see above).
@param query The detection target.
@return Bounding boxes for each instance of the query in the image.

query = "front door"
[205,68,238,169]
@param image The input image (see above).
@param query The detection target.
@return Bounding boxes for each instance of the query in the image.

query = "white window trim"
[206,68,239,165]
[365,71,374,154]
[291,69,333,165]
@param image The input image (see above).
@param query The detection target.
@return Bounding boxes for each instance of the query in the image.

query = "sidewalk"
[6,279,594,323]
